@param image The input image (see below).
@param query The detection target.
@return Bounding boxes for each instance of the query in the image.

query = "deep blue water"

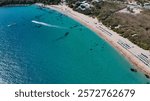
[0,5,149,84]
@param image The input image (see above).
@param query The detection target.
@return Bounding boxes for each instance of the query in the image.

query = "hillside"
[66,0,150,50]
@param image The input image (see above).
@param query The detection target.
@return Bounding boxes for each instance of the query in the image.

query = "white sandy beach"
[37,3,150,77]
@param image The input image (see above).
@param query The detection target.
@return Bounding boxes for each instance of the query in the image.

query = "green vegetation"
[91,1,126,20]
[67,0,150,50]
[104,11,150,50]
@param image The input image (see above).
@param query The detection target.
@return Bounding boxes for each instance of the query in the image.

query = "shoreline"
[1,3,150,78]
[41,4,150,77]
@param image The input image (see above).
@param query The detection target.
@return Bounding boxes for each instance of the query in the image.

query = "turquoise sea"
[0,5,149,84]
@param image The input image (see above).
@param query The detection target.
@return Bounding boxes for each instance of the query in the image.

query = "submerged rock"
[36,25,42,28]
[35,14,43,20]
[64,32,69,37]
[130,68,137,72]
[70,24,79,29]
[145,74,150,79]
[90,48,93,51]
[55,32,70,41]
[95,43,99,46]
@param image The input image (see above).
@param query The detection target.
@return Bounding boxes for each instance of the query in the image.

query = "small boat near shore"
[7,23,16,27]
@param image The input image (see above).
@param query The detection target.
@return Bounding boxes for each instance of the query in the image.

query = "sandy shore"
[37,3,150,77]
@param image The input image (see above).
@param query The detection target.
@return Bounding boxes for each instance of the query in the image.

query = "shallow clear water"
[0,5,149,84]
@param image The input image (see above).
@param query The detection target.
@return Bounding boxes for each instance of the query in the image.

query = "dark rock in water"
[101,46,104,49]
[64,32,69,37]
[90,48,93,51]
[101,42,105,49]
[35,14,43,20]
[130,68,137,72]
[145,74,150,79]
[73,25,78,28]
[36,25,42,28]
[54,32,70,41]
[146,82,150,84]
[59,14,63,17]
[95,43,98,46]
[70,25,79,29]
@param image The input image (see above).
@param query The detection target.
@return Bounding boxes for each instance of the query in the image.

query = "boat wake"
[32,20,67,29]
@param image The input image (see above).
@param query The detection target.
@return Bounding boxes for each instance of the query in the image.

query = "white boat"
[7,23,16,27]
